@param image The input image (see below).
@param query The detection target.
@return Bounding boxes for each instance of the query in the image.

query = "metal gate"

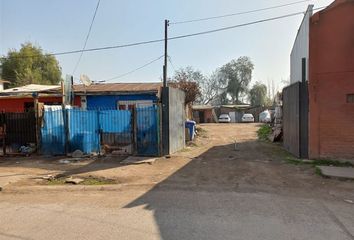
[136,105,159,156]
[283,82,308,158]
[0,111,36,154]
[41,106,159,156]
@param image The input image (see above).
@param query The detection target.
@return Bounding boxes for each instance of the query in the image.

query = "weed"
[284,157,353,167]
[315,167,323,176]
[196,127,208,138]
[257,124,272,141]
[45,176,116,185]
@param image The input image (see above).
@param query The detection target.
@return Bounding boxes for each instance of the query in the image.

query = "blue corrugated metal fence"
[41,106,159,156]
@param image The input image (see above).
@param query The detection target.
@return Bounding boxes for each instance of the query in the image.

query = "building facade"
[308,0,354,159]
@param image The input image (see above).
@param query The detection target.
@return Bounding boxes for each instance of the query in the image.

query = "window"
[117,100,153,110]
[347,94,354,103]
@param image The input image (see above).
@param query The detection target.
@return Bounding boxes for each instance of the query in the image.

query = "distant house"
[73,82,162,110]
[283,0,354,160]
[192,105,217,123]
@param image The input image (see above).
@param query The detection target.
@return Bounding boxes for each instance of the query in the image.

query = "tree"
[0,42,62,87]
[169,67,201,104]
[219,56,254,104]
[197,70,227,105]
[249,82,271,106]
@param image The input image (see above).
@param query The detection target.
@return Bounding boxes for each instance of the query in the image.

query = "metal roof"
[1,84,60,93]
[73,82,162,94]
[192,105,215,110]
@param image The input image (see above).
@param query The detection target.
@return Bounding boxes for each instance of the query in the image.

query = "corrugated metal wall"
[168,88,185,154]
[41,106,159,156]
[283,82,308,158]
[283,83,300,157]
[136,106,159,156]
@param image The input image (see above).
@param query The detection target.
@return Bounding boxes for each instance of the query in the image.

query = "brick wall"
[309,1,354,160]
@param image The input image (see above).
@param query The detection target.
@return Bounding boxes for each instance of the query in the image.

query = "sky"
[0,0,333,89]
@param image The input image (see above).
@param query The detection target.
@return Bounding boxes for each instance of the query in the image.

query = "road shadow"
[123,140,283,239]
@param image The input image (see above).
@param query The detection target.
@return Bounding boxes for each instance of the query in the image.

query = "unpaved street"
[1,124,354,240]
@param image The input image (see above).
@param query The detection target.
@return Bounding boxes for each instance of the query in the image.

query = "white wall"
[290,5,313,84]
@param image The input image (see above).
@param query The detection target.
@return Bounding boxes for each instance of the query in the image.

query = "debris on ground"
[121,156,156,165]
[65,177,84,185]
[41,175,54,180]
[317,166,354,180]
[344,199,354,204]
[59,158,83,164]
[72,150,84,158]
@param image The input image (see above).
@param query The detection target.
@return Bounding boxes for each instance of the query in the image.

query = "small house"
[73,82,162,110]
[192,105,217,123]
[0,84,81,112]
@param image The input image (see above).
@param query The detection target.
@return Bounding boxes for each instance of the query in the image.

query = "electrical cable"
[170,0,311,25]
[72,0,101,75]
[0,6,326,60]
[97,55,164,82]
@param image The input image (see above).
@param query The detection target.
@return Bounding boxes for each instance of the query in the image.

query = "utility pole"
[163,19,169,87]
[161,19,170,156]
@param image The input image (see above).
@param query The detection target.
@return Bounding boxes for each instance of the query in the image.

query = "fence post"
[132,108,138,155]
[1,112,6,156]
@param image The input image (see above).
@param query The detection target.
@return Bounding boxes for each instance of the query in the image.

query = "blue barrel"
[185,120,196,141]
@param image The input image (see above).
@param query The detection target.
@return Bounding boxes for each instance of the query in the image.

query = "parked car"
[259,110,271,123]
[241,113,255,123]
[218,114,231,123]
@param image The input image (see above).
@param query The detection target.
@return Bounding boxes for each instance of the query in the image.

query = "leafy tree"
[197,70,227,105]
[0,42,62,87]
[249,81,270,106]
[219,56,254,104]
[169,67,201,104]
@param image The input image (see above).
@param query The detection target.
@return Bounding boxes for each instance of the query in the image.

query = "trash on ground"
[65,177,84,185]
[121,156,156,165]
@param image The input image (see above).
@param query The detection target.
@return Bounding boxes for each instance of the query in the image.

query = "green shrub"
[257,124,272,141]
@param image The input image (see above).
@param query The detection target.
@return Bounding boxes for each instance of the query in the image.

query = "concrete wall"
[168,87,185,154]
[309,1,354,160]
[290,5,313,84]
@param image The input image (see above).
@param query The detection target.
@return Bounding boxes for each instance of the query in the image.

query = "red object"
[0,96,81,112]
[308,0,354,159]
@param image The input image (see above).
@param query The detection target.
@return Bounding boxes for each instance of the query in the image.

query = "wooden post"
[34,95,40,153]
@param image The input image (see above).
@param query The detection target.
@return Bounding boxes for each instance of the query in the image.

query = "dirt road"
[1,124,354,240]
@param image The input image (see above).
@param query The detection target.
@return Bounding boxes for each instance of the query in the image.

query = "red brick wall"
[309,1,354,159]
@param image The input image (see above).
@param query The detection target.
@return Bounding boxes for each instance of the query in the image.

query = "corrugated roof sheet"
[192,105,215,110]
[73,82,162,93]
[1,84,60,93]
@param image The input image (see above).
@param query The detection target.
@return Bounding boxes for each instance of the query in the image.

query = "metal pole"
[163,19,169,87]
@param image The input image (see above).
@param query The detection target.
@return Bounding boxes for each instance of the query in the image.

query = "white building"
[290,5,313,84]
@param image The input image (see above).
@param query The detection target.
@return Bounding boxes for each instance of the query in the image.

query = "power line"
[167,55,176,72]
[72,0,101,75]
[168,7,325,41]
[97,55,164,82]
[170,0,311,25]
[0,6,326,60]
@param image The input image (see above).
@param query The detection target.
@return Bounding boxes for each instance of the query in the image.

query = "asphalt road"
[0,188,354,240]
[1,124,354,240]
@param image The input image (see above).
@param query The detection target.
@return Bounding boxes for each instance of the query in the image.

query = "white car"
[259,110,271,123]
[218,114,231,123]
[241,113,255,123]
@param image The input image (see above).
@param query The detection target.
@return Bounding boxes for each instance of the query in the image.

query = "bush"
[257,124,272,141]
